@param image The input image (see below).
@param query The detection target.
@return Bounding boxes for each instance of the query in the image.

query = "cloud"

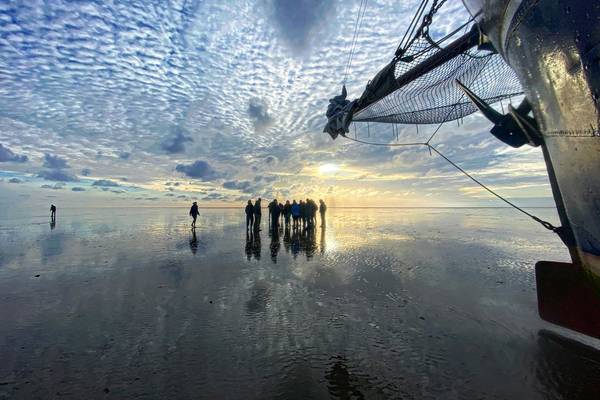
[0,144,28,163]
[264,155,279,165]
[43,153,69,169]
[81,168,92,176]
[38,170,79,182]
[119,151,131,160]
[271,0,335,51]
[8,177,23,183]
[223,180,252,191]
[41,183,65,190]
[71,187,86,191]
[161,131,193,154]
[248,98,273,131]
[175,160,220,180]
[92,179,120,187]
[203,192,227,201]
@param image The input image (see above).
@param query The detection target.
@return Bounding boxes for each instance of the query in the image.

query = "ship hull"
[464,0,600,335]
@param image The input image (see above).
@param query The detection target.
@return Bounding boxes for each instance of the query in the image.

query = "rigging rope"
[341,134,559,232]
[341,60,557,232]
[343,0,369,84]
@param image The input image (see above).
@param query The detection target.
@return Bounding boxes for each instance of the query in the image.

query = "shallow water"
[1,207,599,399]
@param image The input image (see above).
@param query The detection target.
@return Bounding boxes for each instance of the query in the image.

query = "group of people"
[244,198,327,231]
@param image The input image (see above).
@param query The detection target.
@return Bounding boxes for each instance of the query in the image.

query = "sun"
[318,163,340,175]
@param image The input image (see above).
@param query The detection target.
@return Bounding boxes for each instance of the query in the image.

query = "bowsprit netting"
[323,0,524,139]
[353,35,522,124]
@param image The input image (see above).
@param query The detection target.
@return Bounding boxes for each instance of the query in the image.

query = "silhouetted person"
[283,200,292,226]
[306,198,315,228]
[291,200,300,229]
[271,199,281,231]
[319,199,327,227]
[310,199,318,227]
[278,202,284,226]
[254,198,262,231]
[299,200,307,229]
[245,200,254,230]
[190,229,198,255]
[268,199,277,230]
[189,201,199,228]
[50,204,56,220]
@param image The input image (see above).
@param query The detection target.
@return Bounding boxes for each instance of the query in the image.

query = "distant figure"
[189,201,199,228]
[283,200,292,226]
[245,200,254,230]
[319,199,327,227]
[254,198,262,230]
[291,200,300,228]
[50,204,56,220]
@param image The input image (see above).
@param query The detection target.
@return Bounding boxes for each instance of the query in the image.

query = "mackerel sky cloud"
[0,0,553,207]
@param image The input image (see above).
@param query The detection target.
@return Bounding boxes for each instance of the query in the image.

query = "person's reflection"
[50,219,56,230]
[245,231,253,261]
[283,224,291,253]
[320,225,326,254]
[270,228,281,263]
[301,225,317,260]
[325,356,365,399]
[189,227,198,255]
[291,227,300,259]
[252,229,261,261]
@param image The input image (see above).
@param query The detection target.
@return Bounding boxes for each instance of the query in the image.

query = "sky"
[0,0,555,208]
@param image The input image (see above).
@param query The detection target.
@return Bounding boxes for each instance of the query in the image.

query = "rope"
[343,0,368,84]
[340,135,559,232]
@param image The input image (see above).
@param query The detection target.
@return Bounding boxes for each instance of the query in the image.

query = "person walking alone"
[189,201,199,228]
[245,200,254,231]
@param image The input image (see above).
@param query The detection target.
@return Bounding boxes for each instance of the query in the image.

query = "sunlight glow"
[318,163,340,175]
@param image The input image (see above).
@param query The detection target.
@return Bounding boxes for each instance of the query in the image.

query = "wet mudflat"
[1,207,599,399]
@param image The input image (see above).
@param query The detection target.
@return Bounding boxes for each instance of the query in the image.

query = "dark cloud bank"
[0,144,28,163]
[176,160,220,180]
[161,130,193,154]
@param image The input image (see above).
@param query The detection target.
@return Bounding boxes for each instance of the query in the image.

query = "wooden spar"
[355,25,480,113]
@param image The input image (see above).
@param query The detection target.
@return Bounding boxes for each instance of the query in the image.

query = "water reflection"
[325,356,366,400]
[189,228,198,255]
[50,219,56,230]
[535,330,600,399]
[270,228,281,263]
[245,230,262,261]
[290,226,319,260]
[2,207,594,399]
[263,225,326,262]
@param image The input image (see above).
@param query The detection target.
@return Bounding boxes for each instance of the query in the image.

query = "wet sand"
[1,207,599,399]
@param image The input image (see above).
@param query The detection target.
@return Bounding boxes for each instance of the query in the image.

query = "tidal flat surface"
[1,207,599,399]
